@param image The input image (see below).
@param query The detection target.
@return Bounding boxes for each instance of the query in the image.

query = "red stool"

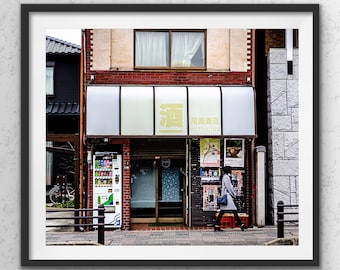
[233,213,249,227]
[216,213,234,228]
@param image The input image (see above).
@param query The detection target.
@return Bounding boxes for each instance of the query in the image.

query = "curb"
[47,241,102,246]
[264,238,299,245]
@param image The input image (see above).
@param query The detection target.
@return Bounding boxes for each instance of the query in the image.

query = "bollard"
[98,204,105,245]
[277,201,284,238]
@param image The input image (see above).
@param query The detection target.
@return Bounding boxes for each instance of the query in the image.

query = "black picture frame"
[21,3,319,267]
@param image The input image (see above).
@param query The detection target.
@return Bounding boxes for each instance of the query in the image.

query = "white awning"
[188,86,221,136]
[155,86,188,136]
[86,85,256,137]
[121,86,154,135]
[221,86,256,136]
[86,86,120,136]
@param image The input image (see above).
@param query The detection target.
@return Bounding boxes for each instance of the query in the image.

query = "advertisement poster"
[224,138,245,168]
[200,138,220,167]
[200,167,220,184]
[203,185,219,211]
[231,170,245,197]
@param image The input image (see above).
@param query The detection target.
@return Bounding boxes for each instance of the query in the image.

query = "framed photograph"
[21,3,319,267]
[224,138,245,168]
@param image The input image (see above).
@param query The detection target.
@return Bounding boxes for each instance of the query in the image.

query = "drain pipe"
[286,29,294,74]
[86,148,92,231]
[255,146,266,227]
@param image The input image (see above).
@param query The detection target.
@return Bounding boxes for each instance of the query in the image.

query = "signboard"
[87,86,255,137]
[155,87,187,135]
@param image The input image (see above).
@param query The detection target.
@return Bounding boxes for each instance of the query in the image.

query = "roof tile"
[46,102,80,115]
[46,35,80,55]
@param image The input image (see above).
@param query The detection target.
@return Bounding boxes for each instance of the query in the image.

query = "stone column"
[256,146,266,227]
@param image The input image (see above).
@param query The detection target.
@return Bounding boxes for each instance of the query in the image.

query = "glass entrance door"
[158,159,184,219]
[130,160,156,218]
[130,159,185,223]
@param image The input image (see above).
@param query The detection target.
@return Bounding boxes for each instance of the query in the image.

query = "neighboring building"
[46,36,80,205]
[83,29,257,229]
[254,30,299,224]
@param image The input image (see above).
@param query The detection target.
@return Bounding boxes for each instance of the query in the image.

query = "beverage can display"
[93,153,122,228]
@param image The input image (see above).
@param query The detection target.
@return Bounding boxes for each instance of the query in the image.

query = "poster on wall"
[200,167,220,184]
[224,138,245,168]
[200,138,220,167]
[231,169,245,197]
[203,185,219,211]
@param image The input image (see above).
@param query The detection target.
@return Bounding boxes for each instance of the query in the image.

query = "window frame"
[134,29,207,70]
[46,61,55,96]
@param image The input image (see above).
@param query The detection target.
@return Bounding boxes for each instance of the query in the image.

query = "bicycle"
[48,183,75,204]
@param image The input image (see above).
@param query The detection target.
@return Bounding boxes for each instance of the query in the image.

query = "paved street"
[46,223,298,246]
[46,208,298,246]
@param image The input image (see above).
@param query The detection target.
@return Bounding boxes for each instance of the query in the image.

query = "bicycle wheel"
[65,186,75,201]
[49,186,61,204]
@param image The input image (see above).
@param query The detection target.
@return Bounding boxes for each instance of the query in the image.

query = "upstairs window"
[46,62,55,95]
[135,30,206,69]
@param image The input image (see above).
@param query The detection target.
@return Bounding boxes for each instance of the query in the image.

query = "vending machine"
[93,152,122,228]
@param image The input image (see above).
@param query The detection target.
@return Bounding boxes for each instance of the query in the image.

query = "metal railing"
[277,201,299,238]
[46,204,105,245]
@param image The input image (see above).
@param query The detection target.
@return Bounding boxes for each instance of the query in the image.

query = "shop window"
[134,30,206,69]
[46,62,55,95]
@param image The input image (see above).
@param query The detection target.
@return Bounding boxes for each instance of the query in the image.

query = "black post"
[62,175,67,204]
[277,200,284,238]
[56,175,62,204]
[98,204,105,245]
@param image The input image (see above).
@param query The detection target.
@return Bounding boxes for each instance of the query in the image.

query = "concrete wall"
[267,48,299,223]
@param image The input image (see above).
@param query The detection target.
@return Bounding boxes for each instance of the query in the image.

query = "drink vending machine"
[93,152,122,228]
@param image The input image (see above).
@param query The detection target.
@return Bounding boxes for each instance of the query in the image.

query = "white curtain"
[171,32,204,67]
[135,31,169,67]
[46,67,54,95]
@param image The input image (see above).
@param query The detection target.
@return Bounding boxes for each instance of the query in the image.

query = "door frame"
[130,158,186,224]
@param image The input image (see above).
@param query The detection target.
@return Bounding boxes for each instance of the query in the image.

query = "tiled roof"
[46,102,80,115]
[46,35,81,55]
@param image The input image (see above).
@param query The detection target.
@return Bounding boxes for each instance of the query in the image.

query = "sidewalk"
[46,225,298,246]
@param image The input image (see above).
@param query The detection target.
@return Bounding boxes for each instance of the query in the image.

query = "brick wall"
[85,29,253,85]
[89,70,252,86]
[122,139,131,230]
[190,139,252,227]
[190,139,206,226]
[265,30,285,56]
[86,139,131,230]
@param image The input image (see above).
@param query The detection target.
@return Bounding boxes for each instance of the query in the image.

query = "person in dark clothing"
[214,166,247,231]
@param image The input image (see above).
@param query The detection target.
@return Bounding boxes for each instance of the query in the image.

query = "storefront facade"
[83,29,257,229]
